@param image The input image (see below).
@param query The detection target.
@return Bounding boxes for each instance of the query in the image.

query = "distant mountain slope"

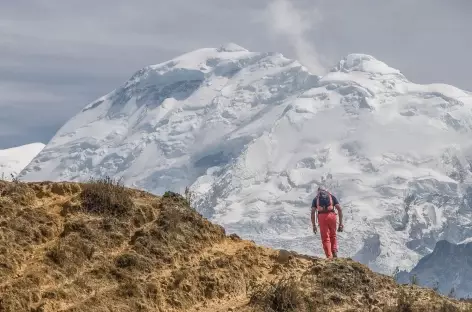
[396,240,472,299]
[19,43,472,275]
[0,142,45,179]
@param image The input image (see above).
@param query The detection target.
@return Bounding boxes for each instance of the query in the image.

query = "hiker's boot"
[332,251,338,258]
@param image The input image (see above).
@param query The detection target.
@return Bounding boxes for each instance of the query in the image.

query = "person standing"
[311,186,344,258]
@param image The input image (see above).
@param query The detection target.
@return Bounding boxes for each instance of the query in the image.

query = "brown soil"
[0,179,471,312]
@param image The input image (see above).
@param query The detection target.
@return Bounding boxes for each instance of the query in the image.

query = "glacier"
[19,43,472,276]
[0,143,45,180]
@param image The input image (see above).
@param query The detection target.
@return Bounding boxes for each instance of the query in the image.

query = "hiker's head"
[317,185,328,193]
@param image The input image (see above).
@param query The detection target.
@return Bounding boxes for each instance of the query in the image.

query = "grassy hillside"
[0,178,471,312]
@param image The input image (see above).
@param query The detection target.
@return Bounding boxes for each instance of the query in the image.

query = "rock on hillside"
[0,180,471,312]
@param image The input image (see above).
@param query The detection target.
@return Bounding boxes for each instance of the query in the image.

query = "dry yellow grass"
[0,179,471,312]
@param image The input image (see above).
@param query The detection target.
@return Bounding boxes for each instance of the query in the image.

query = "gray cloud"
[1,0,471,148]
[261,0,326,74]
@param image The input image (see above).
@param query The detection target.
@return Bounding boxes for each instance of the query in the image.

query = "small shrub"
[396,289,414,312]
[448,286,456,299]
[115,252,153,273]
[384,286,420,312]
[80,176,133,217]
[439,301,461,312]
[184,186,196,208]
[163,191,184,200]
[115,253,138,268]
[45,235,95,268]
[0,172,15,181]
[61,221,93,239]
[155,205,184,232]
[117,279,143,298]
[46,244,67,266]
[249,277,306,312]
[0,178,35,206]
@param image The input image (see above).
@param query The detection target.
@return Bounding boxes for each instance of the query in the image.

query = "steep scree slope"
[1,180,472,312]
[18,44,472,275]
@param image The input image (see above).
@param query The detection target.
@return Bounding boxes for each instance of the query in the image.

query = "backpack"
[316,190,335,214]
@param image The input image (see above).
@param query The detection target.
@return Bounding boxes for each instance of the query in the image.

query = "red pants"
[318,212,338,258]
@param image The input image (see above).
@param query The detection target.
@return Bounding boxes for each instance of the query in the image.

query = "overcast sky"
[1,0,471,149]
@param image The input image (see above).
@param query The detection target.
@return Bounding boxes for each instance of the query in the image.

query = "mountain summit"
[19,44,472,275]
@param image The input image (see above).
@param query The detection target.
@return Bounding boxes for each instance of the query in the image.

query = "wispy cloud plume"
[263,0,326,75]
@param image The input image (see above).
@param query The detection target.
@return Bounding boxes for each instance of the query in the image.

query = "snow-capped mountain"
[0,142,45,180]
[395,239,472,298]
[19,43,472,276]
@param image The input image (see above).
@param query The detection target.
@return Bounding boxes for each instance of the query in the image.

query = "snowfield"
[19,43,472,276]
[0,143,45,180]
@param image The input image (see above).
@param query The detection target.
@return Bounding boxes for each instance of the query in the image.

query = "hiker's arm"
[310,198,317,228]
[311,207,317,227]
[335,204,343,225]
[331,195,343,226]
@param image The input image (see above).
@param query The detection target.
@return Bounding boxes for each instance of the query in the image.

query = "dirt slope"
[0,179,471,312]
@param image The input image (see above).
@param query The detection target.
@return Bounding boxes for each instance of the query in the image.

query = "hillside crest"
[1,179,471,311]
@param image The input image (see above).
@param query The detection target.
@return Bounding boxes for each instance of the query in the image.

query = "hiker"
[311,186,344,258]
